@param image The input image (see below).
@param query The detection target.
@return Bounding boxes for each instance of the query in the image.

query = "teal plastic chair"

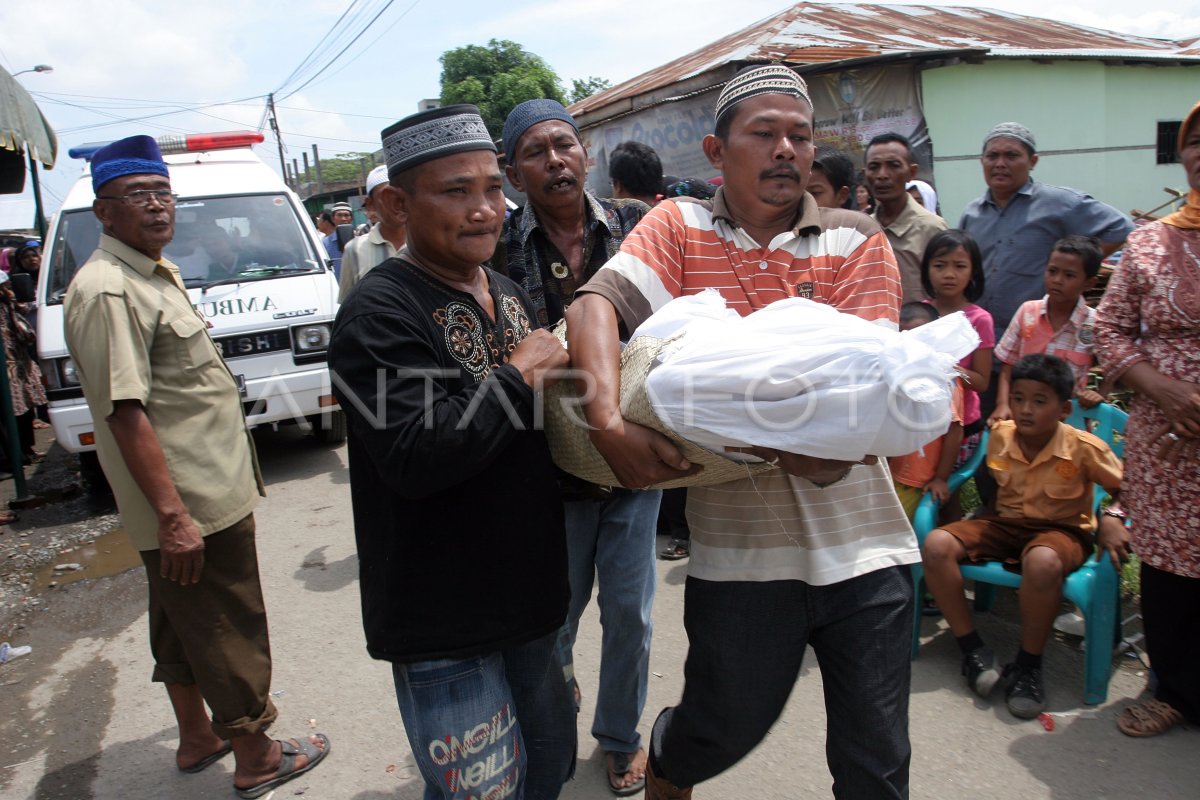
[909,401,1129,705]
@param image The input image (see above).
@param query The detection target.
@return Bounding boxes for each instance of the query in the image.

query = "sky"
[2,0,1198,223]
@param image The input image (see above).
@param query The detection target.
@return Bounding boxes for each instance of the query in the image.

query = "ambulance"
[37,131,346,481]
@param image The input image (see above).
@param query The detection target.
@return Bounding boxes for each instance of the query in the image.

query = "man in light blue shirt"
[322,201,353,278]
[959,122,1133,342]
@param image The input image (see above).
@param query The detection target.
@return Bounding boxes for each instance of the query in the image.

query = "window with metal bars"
[1157,121,1182,164]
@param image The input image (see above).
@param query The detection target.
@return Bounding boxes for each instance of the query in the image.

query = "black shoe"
[962,645,1001,698]
[1003,663,1047,719]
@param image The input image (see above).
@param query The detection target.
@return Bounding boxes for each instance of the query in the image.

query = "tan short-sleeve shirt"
[988,420,1123,531]
[65,234,264,550]
[872,194,947,304]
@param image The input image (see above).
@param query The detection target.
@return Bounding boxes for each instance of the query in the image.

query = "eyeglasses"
[96,189,178,207]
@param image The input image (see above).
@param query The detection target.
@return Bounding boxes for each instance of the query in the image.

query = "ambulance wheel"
[310,410,347,444]
[79,451,112,496]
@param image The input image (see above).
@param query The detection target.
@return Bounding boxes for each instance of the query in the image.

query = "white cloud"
[1,0,252,97]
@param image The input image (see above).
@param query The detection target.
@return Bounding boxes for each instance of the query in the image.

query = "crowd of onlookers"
[5,66,1195,799]
[0,240,48,501]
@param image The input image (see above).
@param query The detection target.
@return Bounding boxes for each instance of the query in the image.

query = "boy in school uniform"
[990,235,1106,425]
[922,354,1127,719]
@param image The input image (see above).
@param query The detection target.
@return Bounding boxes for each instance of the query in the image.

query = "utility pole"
[312,144,324,194]
[267,93,288,183]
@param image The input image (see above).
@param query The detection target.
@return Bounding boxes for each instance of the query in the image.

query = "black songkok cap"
[381,105,496,179]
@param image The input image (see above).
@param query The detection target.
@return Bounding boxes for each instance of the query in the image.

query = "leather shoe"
[644,758,692,799]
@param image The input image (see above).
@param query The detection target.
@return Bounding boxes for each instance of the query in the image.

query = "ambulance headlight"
[291,323,331,353]
[42,357,80,390]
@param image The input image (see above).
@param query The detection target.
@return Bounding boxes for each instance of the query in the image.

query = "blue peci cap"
[501,99,579,164]
[91,135,169,193]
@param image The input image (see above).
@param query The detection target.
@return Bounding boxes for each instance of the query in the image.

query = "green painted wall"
[921,60,1197,226]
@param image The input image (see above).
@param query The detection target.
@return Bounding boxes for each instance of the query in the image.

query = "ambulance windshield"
[47,193,324,303]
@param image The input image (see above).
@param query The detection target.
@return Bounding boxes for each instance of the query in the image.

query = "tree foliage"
[570,77,613,104]
[440,39,566,138]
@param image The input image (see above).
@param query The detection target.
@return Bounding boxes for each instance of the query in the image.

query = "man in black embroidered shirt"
[329,104,575,800]
[495,98,659,796]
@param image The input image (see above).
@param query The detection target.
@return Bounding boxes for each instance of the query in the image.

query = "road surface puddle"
[31,528,140,592]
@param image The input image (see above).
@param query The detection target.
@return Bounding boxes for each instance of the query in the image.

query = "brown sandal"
[1117,700,1184,737]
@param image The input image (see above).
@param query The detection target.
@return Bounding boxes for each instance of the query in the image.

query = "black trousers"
[651,567,913,799]
[1142,562,1200,723]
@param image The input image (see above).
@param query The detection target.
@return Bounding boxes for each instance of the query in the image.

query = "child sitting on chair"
[921,354,1127,719]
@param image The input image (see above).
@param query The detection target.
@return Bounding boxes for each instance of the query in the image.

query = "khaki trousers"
[140,514,278,738]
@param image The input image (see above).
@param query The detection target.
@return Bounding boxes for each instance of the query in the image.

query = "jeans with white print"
[392,628,576,800]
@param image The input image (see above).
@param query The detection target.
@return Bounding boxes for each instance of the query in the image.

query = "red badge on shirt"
[1055,461,1078,480]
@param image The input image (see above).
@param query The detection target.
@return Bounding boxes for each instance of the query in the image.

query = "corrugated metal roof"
[570,2,1199,118]
[1176,36,1200,56]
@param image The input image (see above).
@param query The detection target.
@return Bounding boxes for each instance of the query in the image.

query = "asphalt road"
[0,425,1196,799]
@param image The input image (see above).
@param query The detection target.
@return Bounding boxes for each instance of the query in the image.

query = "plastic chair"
[909,401,1129,705]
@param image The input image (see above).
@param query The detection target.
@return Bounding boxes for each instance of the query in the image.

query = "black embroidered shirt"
[330,257,568,662]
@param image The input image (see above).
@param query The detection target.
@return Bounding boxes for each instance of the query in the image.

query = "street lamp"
[12,64,53,77]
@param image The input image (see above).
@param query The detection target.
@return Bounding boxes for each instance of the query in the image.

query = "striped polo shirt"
[579,190,920,584]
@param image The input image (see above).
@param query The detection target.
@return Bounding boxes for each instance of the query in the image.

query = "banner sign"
[577,62,933,195]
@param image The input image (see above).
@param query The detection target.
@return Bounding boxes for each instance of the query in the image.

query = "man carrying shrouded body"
[567,66,919,799]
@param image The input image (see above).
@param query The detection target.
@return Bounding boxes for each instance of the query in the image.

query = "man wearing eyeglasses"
[64,135,330,799]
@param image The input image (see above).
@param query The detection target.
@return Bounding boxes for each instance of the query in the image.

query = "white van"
[37,131,346,479]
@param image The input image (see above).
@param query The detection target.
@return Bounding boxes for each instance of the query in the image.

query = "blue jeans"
[564,489,662,753]
[392,629,576,800]
[651,566,914,799]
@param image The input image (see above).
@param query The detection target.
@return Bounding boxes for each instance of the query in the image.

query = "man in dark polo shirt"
[960,122,1133,344]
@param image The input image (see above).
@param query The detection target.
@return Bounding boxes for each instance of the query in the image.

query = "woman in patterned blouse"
[1095,100,1200,737]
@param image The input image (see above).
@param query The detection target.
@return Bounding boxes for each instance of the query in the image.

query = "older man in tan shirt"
[64,135,328,800]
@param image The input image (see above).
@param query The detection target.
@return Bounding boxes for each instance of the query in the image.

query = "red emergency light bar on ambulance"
[68,131,267,161]
[39,130,346,489]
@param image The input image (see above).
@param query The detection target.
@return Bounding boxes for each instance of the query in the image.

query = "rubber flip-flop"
[235,733,331,799]
[606,749,647,796]
[178,740,232,773]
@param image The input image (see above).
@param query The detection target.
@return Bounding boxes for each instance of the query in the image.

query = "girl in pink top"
[920,230,994,471]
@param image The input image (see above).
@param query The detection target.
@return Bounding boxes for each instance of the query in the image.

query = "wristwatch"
[1102,506,1128,521]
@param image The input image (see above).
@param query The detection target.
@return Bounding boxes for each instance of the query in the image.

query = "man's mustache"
[761,165,802,181]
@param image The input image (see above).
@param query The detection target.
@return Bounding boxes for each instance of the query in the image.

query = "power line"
[277,104,397,121]
[50,94,267,134]
[304,0,422,87]
[33,89,238,106]
[274,0,373,96]
[37,95,200,136]
[279,0,401,100]
[32,91,400,122]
